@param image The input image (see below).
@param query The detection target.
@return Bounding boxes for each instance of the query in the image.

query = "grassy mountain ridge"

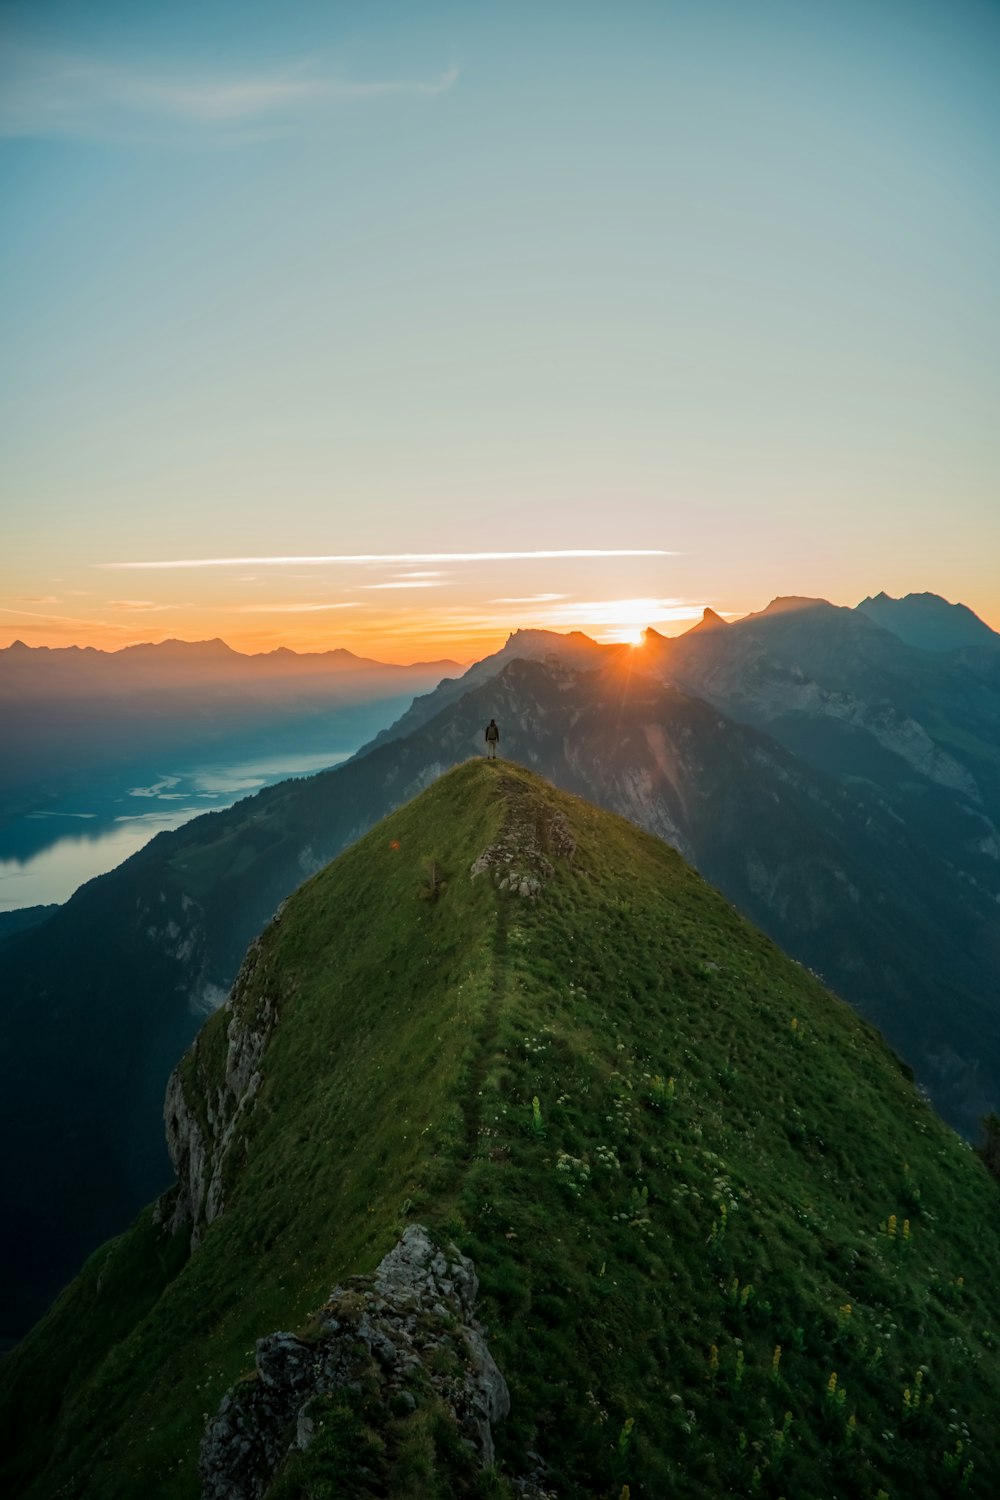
[3,645,998,1344]
[4,636,998,1346]
[3,762,998,1498]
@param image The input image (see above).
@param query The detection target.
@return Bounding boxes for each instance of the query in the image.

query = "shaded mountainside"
[3,637,1000,1341]
[856,592,1000,655]
[645,596,1000,820]
[362,626,613,752]
[0,904,59,941]
[2,763,998,1500]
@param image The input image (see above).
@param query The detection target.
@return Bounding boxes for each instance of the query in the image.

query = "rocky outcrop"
[471,772,577,897]
[161,930,281,1244]
[199,1226,512,1500]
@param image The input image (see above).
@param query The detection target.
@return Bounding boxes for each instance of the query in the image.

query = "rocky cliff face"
[200,1226,517,1500]
[162,923,282,1245]
[662,643,981,796]
[650,599,999,808]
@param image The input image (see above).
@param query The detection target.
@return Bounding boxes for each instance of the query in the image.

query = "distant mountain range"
[1,591,998,1344]
[0,636,460,690]
[0,637,462,824]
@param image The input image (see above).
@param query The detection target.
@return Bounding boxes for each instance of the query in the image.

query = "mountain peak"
[683,606,729,635]
[499,627,605,665]
[759,595,831,617]
[118,636,238,658]
[504,627,597,648]
[856,591,997,652]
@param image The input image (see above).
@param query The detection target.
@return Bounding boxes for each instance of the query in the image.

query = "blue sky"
[2,0,998,656]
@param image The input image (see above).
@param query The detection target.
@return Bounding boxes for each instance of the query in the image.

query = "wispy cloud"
[362,580,445,590]
[490,593,568,603]
[0,604,128,630]
[0,42,458,142]
[227,602,360,614]
[100,550,672,569]
[107,599,176,611]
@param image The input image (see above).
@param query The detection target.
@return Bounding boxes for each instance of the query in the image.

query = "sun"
[602,621,648,646]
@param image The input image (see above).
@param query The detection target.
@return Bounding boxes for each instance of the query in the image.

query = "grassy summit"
[3,760,999,1498]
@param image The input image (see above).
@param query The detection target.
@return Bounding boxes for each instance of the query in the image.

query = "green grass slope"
[3,761,998,1499]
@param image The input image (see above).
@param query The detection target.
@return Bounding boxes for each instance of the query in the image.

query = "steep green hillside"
[3,762,998,1499]
[6,629,998,1348]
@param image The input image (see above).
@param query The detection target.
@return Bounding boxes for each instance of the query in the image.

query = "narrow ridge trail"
[461,891,510,1164]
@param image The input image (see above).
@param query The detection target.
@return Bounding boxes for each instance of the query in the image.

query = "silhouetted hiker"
[485,719,500,759]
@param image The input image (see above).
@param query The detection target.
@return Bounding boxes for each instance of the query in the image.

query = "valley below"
[0,747,355,912]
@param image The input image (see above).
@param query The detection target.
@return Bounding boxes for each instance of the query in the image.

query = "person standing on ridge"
[485,718,500,759]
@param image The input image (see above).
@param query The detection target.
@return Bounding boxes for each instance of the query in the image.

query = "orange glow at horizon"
[0,592,713,661]
[5,577,999,660]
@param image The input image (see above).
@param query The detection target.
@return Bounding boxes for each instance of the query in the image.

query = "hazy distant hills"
[1,592,998,1343]
[0,637,461,823]
[5,764,999,1498]
[0,637,459,692]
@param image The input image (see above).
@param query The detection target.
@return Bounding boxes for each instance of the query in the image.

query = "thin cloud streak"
[491,593,568,603]
[0,42,458,141]
[0,604,129,630]
[226,602,361,614]
[107,599,177,611]
[362,580,445,590]
[100,550,673,570]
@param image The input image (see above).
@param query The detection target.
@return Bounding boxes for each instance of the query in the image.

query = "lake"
[0,749,351,911]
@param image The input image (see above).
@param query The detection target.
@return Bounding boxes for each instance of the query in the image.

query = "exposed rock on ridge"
[470,770,577,897]
[200,1226,512,1500]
